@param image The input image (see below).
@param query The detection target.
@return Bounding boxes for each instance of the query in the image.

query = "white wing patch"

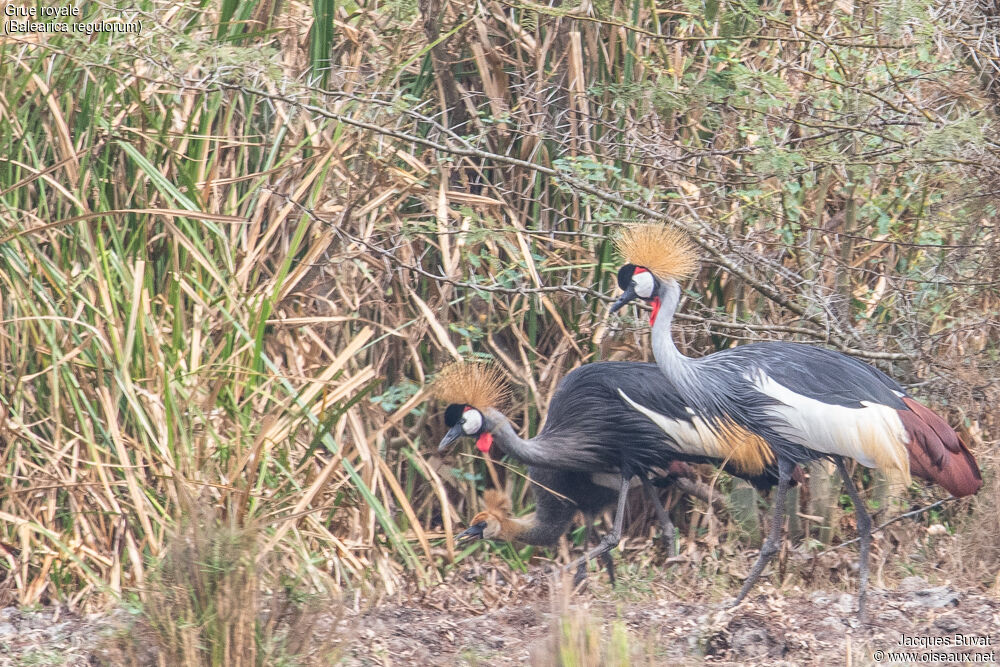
[617,389,725,459]
[752,372,911,477]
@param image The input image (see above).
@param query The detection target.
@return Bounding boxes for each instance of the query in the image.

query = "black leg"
[574,522,591,587]
[642,476,676,556]
[599,547,616,587]
[569,475,630,579]
[581,517,616,586]
[836,457,871,624]
[731,457,794,607]
[574,518,615,587]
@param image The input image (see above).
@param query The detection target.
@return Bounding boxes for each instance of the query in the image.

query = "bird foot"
[662,536,677,558]
[846,615,868,630]
[856,596,869,626]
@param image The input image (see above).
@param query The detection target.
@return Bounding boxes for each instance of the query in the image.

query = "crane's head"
[456,489,511,542]
[609,224,696,322]
[432,362,509,455]
[440,403,491,453]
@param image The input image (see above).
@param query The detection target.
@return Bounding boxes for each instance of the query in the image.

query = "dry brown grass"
[0,0,997,624]
[95,504,341,666]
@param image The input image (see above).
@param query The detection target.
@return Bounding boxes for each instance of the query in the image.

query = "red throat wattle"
[650,297,662,325]
[476,432,494,453]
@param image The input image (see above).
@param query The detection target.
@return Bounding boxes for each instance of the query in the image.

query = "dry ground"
[2,554,997,666]
[335,564,999,666]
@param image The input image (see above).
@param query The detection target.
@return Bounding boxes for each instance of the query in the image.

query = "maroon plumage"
[898,397,982,497]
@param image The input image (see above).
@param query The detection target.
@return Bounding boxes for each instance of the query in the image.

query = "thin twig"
[811,497,958,557]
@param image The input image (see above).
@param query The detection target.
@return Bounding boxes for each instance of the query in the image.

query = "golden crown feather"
[432,361,510,410]
[614,224,698,281]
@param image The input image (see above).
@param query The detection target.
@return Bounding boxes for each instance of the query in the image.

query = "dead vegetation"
[94,503,341,666]
[1,528,998,665]
[0,0,998,659]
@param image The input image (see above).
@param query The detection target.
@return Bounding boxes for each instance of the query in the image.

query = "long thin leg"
[731,457,795,607]
[569,475,631,577]
[577,517,616,586]
[642,476,676,556]
[835,457,871,624]
[594,522,617,586]
[574,521,593,586]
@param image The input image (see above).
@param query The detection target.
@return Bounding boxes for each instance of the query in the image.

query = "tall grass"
[0,1,452,607]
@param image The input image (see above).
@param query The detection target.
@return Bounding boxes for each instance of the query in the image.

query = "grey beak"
[456,521,487,542]
[438,423,465,453]
[609,284,639,315]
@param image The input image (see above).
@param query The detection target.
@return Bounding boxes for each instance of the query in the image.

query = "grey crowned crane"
[434,360,794,583]
[608,224,983,619]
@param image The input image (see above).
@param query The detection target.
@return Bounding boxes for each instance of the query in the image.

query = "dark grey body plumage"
[488,361,787,550]
[535,361,783,488]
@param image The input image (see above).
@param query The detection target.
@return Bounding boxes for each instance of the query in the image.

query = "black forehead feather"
[617,264,637,289]
[444,403,467,427]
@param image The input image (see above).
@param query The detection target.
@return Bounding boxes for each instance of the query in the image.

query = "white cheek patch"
[462,409,483,435]
[633,271,655,298]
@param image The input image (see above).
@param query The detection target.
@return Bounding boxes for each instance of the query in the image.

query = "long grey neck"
[484,408,576,469]
[650,280,697,394]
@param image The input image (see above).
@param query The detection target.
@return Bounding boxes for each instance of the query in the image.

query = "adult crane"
[608,224,983,620]
[434,360,794,582]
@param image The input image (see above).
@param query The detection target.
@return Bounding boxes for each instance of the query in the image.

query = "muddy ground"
[2,560,997,666]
